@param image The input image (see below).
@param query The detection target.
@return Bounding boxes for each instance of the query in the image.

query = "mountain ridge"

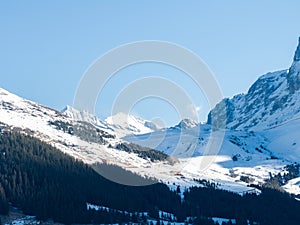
[208,38,300,131]
[62,106,160,138]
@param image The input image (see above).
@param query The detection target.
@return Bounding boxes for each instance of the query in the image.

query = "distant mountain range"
[0,38,300,197]
[62,106,160,138]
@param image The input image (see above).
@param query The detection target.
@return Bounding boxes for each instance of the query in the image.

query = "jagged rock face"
[294,37,300,61]
[207,98,235,126]
[287,62,300,93]
[208,38,300,131]
[287,37,300,92]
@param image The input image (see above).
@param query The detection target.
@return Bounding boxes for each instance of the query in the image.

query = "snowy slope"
[125,123,272,160]
[261,118,300,162]
[0,87,170,174]
[283,177,300,196]
[125,122,294,193]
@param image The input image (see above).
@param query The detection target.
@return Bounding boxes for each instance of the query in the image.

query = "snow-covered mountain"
[105,112,160,137]
[62,105,114,134]
[208,37,300,131]
[172,118,198,130]
[62,106,160,138]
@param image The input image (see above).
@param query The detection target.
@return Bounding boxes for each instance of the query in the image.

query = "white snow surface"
[4,216,40,225]
[283,177,300,196]
[212,217,236,224]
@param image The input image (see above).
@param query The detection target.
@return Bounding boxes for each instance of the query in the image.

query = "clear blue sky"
[0,1,299,126]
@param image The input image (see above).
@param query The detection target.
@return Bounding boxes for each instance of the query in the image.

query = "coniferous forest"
[0,131,300,225]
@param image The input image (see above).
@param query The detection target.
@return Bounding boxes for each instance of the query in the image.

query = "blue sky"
[0,1,299,126]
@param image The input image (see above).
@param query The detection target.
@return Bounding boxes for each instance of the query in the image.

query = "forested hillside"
[0,132,180,224]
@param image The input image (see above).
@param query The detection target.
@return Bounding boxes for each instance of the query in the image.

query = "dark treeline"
[182,186,300,225]
[0,131,300,225]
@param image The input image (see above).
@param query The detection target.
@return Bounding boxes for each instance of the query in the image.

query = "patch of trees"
[239,175,255,184]
[263,163,300,191]
[0,183,8,215]
[115,142,170,162]
[193,178,218,188]
[48,120,74,134]
[73,121,115,143]
[49,120,115,144]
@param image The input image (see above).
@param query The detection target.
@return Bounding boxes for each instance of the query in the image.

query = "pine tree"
[0,184,8,215]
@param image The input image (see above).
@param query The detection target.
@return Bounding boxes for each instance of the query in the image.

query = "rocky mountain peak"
[175,118,198,129]
[208,38,300,131]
